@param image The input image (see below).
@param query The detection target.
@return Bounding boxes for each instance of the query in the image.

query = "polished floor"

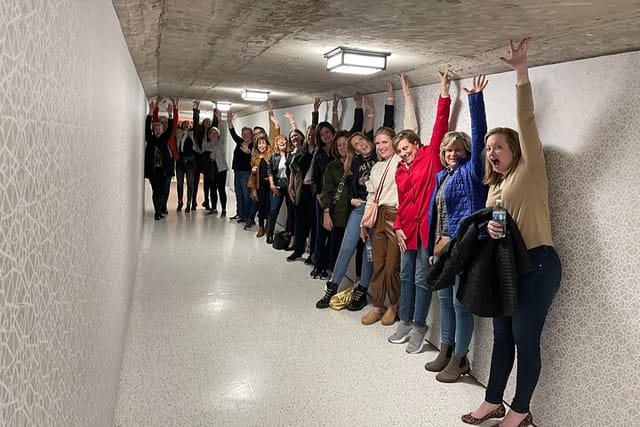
[114,183,488,427]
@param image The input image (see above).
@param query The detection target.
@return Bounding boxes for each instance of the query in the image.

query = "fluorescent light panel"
[241,89,270,102]
[325,46,390,75]
[215,101,232,112]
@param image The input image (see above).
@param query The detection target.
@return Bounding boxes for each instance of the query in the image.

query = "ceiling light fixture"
[324,46,391,75]
[241,89,270,102]
[214,101,232,112]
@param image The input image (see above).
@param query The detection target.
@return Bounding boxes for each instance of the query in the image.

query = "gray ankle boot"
[425,343,453,372]
[435,353,470,383]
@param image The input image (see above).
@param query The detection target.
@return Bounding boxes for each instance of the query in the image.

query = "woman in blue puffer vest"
[425,75,489,383]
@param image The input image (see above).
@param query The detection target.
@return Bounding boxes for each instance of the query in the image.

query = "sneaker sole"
[388,334,410,344]
[405,339,429,354]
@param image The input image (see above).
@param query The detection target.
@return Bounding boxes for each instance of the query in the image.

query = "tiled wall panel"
[0,0,145,425]
[241,50,640,426]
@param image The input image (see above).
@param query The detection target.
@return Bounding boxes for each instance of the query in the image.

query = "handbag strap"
[372,158,394,202]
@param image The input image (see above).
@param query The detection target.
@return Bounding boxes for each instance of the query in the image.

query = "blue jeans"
[234,170,251,218]
[330,204,372,288]
[485,245,562,413]
[269,183,287,219]
[399,238,432,328]
[438,276,474,355]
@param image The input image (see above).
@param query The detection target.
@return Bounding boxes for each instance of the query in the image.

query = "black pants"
[149,168,166,215]
[256,181,270,227]
[210,169,228,211]
[293,184,315,256]
[176,159,196,206]
[328,226,345,271]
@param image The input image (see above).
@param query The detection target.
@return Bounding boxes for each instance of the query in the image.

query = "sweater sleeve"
[229,126,244,144]
[349,107,364,134]
[516,82,544,168]
[312,111,319,127]
[383,104,394,129]
[403,94,418,133]
[468,92,487,180]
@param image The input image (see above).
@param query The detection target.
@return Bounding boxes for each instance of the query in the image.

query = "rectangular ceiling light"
[215,101,232,112]
[241,89,270,102]
[324,46,390,75]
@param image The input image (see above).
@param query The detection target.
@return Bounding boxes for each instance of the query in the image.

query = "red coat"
[393,95,451,250]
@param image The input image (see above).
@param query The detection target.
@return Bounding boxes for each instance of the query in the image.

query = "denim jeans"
[485,245,562,413]
[399,238,432,328]
[269,183,287,220]
[330,204,372,288]
[438,276,474,355]
[234,170,251,218]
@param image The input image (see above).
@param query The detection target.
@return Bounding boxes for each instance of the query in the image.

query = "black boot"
[316,282,339,309]
[266,218,275,245]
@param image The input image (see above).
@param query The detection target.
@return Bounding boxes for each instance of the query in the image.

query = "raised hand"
[266,98,274,111]
[148,99,156,112]
[438,70,453,97]
[214,108,221,121]
[227,109,234,122]
[332,94,340,112]
[284,112,295,122]
[313,97,322,112]
[362,95,375,112]
[463,75,488,94]
[400,74,411,97]
[500,38,529,70]
[193,99,200,109]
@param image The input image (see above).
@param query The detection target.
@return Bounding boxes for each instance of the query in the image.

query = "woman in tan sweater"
[461,39,562,427]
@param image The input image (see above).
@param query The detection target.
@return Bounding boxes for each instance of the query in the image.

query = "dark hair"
[329,130,350,159]
[315,122,336,148]
[241,126,252,135]
[289,128,305,144]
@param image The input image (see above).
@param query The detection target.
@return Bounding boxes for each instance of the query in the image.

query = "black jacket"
[144,115,174,179]
[427,207,533,317]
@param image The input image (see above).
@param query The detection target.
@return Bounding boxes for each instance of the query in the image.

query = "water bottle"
[492,199,507,238]
[365,240,373,262]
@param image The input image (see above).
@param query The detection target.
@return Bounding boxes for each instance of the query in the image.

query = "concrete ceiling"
[112,0,640,116]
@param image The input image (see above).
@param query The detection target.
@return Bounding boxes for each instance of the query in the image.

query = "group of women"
[147,38,560,427]
[251,39,558,427]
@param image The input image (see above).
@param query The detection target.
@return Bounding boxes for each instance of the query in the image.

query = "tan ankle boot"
[256,227,266,237]
[435,353,470,383]
[425,343,453,372]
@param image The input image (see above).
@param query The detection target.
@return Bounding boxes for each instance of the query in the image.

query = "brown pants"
[369,206,401,308]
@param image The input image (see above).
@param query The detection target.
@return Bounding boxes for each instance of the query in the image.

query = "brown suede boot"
[256,227,266,237]
[435,353,470,383]
[425,343,453,372]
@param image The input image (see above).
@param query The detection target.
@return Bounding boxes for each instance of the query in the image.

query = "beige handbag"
[362,159,393,228]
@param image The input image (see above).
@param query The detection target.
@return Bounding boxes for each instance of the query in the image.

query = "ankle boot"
[435,353,470,383]
[256,227,266,238]
[266,218,275,244]
[425,343,453,372]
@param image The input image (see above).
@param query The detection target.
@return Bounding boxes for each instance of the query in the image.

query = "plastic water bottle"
[492,199,507,238]
[365,240,373,262]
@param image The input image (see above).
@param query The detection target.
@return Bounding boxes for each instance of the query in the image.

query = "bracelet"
[386,97,393,101]
[367,114,374,117]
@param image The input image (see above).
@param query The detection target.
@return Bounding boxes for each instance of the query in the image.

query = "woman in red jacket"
[387,71,452,354]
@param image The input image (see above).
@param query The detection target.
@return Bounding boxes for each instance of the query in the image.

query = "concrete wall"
[235,51,640,426]
[0,0,146,425]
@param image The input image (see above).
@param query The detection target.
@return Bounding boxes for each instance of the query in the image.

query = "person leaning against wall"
[387,71,453,354]
[461,38,562,427]
[144,98,174,220]
[424,75,489,383]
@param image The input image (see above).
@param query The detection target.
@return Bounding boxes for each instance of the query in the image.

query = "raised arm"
[383,80,395,129]
[331,94,339,129]
[463,75,489,179]
[349,92,364,134]
[267,98,281,140]
[428,71,453,159]
[312,97,321,127]
[363,95,375,136]
[284,112,297,131]
[226,110,244,144]
[500,38,542,164]
[400,74,418,133]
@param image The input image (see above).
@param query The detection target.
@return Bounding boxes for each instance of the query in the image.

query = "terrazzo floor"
[114,183,489,427]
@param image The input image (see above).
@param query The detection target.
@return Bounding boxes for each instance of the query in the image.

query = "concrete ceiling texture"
[113,0,640,116]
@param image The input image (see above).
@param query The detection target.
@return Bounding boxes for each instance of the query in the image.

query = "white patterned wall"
[248,50,640,426]
[0,0,145,425]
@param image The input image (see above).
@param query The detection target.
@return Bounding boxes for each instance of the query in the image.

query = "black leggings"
[210,169,227,211]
